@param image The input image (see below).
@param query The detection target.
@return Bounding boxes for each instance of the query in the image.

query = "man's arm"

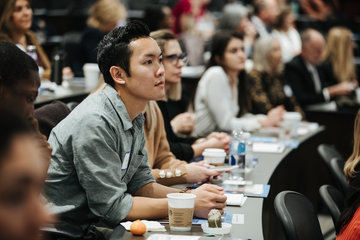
[127,182,227,220]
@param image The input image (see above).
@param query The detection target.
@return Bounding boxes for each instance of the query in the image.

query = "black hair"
[0,105,32,161]
[143,5,166,32]
[206,31,250,117]
[97,20,150,87]
[0,41,38,88]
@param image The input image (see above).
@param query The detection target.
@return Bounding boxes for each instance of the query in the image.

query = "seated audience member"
[0,41,51,167]
[151,29,229,161]
[144,101,220,185]
[173,0,215,65]
[0,107,53,240]
[285,29,355,107]
[78,0,127,69]
[0,0,72,79]
[321,27,358,87]
[272,4,301,63]
[194,31,283,137]
[247,36,303,115]
[336,110,360,239]
[143,5,174,32]
[45,21,226,239]
[251,0,280,37]
[219,3,257,58]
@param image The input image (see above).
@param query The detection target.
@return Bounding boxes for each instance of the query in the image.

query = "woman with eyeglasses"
[151,29,230,162]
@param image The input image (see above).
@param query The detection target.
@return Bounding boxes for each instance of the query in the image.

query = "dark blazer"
[157,100,196,162]
[285,55,336,107]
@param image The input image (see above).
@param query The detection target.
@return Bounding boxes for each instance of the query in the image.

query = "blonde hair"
[0,0,30,41]
[344,110,360,182]
[323,27,356,82]
[150,29,182,101]
[253,36,283,74]
[87,0,127,30]
[144,101,158,136]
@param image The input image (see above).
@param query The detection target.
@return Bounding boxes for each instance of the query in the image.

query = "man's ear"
[109,66,127,85]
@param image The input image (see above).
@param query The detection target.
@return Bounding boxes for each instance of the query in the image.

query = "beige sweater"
[144,102,188,186]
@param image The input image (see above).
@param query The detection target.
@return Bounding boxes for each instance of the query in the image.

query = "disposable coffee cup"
[167,193,196,231]
[282,112,302,137]
[83,63,100,90]
[202,148,226,166]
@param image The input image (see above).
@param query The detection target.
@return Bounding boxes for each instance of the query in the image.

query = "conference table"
[35,78,93,108]
[110,126,329,240]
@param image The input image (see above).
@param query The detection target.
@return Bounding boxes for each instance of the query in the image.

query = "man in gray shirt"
[45,21,226,239]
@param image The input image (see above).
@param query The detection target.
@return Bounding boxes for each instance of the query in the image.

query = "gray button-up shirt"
[45,85,155,237]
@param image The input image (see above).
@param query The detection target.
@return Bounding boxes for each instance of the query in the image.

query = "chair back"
[274,191,324,240]
[317,144,343,166]
[330,158,348,194]
[319,184,345,226]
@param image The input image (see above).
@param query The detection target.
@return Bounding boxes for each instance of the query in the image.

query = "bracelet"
[179,188,192,193]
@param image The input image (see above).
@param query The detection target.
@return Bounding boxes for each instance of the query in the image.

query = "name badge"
[121,152,130,171]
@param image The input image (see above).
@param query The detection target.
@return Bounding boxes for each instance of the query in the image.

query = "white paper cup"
[202,148,226,166]
[282,112,302,137]
[83,63,100,90]
[167,193,196,231]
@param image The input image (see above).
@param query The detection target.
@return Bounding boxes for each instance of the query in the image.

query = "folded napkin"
[120,220,166,232]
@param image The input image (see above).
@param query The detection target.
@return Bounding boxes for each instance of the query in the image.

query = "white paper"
[232,214,245,224]
[252,142,285,153]
[147,235,200,240]
[120,220,166,232]
[225,193,247,206]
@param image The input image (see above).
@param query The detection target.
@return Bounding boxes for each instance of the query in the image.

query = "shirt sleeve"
[204,69,261,132]
[71,115,133,226]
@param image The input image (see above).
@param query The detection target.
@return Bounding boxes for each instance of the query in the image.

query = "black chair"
[317,144,344,165]
[274,191,324,240]
[330,158,348,195]
[319,185,345,226]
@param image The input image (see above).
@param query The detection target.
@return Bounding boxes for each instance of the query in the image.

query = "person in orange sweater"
[144,101,220,186]
[336,109,360,239]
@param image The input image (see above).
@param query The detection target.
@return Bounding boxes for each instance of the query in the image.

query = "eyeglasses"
[164,53,188,65]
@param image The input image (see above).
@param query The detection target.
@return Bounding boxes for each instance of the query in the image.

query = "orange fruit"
[130,220,146,235]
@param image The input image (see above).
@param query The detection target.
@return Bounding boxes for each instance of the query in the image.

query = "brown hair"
[273,4,292,31]
[87,0,127,31]
[0,0,31,41]
[150,29,181,101]
[323,27,356,82]
[344,110,360,181]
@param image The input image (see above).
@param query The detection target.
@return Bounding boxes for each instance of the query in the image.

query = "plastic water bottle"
[229,130,246,179]
[229,129,241,166]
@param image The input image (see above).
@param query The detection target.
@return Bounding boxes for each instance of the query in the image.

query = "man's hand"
[191,184,227,219]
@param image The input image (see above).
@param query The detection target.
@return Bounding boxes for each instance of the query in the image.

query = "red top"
[172,0,206,34]
[337,206,360,240]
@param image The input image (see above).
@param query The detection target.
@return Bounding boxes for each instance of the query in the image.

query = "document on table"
[222,184,271,198]
[252,142,285,153]
[225,193,247,206]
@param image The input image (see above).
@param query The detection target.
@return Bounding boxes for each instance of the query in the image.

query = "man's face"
[0,70,40,120]
[303,34,325,65]
[122,37,165,103]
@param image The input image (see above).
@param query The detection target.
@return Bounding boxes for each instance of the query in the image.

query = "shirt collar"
[102,84,144,131]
